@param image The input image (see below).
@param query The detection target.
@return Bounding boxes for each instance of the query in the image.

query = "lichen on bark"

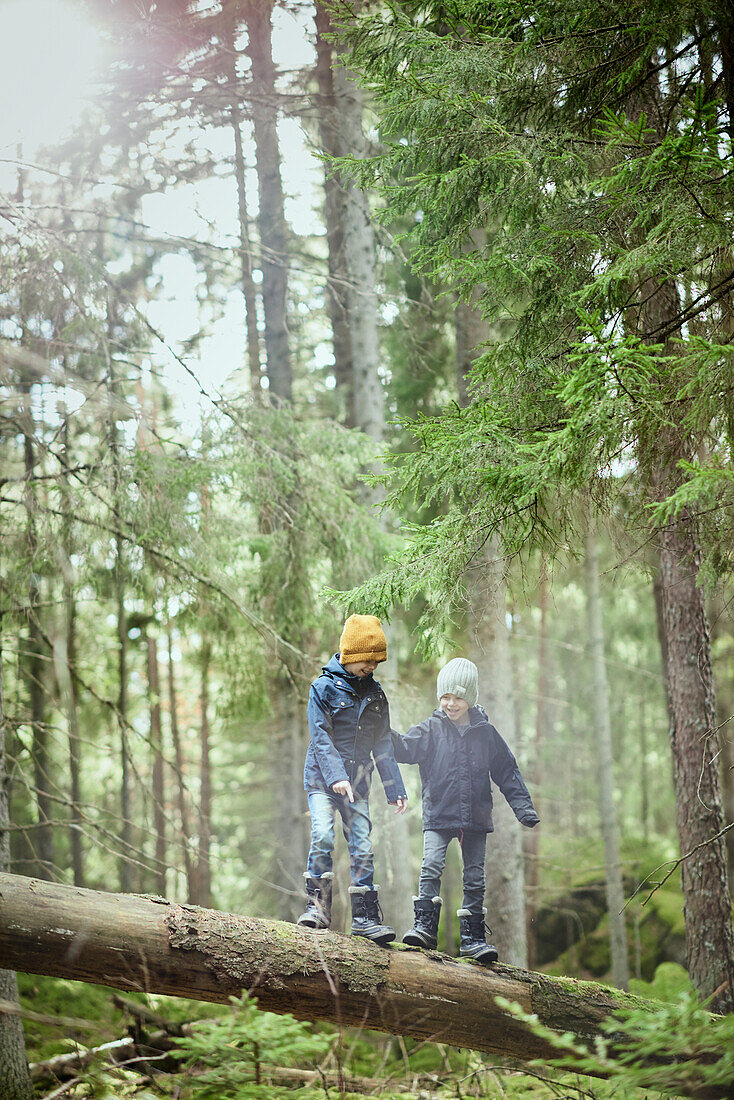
[166,906,390,996]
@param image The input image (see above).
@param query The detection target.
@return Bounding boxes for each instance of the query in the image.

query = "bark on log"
[0,873,669,1080]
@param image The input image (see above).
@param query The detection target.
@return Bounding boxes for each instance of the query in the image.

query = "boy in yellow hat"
[298,614,408,943]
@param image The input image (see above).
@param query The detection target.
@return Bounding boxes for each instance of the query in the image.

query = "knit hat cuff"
[339,614,387,664]
[340,649,387,664]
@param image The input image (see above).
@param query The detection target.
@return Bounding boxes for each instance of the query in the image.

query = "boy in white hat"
[392,656,538,962]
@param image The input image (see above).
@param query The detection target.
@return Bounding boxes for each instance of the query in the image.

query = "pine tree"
[338,0,734,1010]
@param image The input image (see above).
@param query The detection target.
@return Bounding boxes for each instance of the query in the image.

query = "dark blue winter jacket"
[391,705,538,833]
[304,656,407,803]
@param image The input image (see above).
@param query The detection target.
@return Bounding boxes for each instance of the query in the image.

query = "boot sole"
[402,932,437,949]
[460,946,499,963]
[297,918,330,931]
[352,930,395,946]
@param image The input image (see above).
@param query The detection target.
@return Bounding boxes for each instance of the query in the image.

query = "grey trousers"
[418,829,486,912]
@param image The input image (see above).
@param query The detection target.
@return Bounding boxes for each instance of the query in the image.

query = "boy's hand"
[391,797,408,815]
[332,780,354,802]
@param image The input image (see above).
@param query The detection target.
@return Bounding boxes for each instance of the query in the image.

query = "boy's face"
[342,659,378,678]
[440,693,469,721]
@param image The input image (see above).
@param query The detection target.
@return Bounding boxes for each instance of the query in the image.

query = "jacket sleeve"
[373,704,407,803]
[487,726,539,827]
[390,719,432,765]
[307,683,349,789]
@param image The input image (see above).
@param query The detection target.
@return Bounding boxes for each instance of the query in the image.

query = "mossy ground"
[537,834,688,985]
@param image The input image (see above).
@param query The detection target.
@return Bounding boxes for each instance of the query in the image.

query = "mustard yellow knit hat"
[339,614,387,664]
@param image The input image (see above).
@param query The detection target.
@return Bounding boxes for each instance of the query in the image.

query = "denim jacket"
[303,656,407,803]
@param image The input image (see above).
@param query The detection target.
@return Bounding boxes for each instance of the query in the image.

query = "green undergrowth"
[538,834,688,983]
[18,973,146,1062]
[19,975,227,1063]
[24,975,731,1100]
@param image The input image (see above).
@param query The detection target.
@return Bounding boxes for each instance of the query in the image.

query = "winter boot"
[403,896,442,949]
[349,885,395,945]
[297,872,333,930]
[458,908,499,963]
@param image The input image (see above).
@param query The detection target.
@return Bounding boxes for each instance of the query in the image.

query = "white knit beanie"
[436,657,478,708]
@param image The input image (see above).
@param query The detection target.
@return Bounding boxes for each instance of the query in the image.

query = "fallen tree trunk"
[0,873,673,1081]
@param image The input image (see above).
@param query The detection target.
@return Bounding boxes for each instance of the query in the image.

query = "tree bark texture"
[0,872,665,1082]
[657,516,734,1013]
[167,629,194,901]
[108,366,132,894]
[0,630,34,1100]
[21,383,53,880]
[636,264,734,1013]
[195,643,212,908]
[59,416,84,887]
[314,2,354,418]
[148,632,166,898]
[224,8,263,397]
[584,531,630,991]
[269,677,309,923]
[332,56,383,441]
[525,571,547,969]
[623,52,734,1005]
[246,0,292,402]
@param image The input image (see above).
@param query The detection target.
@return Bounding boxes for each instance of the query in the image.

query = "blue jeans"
[306,790,374,888]
[419,829,486,912]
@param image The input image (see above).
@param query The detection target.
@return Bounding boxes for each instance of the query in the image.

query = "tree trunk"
[52,611,84,889]
[584,530,629,990]
[657,515,734,1012]
[57,414,84,887]
[20,384,53,880]
[224,7,263,397]
[0,626,34,1100]
[637,265,734,1012]
[195,642,212,908]
[108,368,132,894]
[0,871,685,1091]
[706,591,734,901]
[269,676,309,922]
[245,0,291,402]
[525,570,548,969]
[167,629,194,902]
[623,53,734,1004]
[25,576,52,880]
[332,21,383,439]
[314,1,354,419]
[723,724,734,890]
[148,632,166,897]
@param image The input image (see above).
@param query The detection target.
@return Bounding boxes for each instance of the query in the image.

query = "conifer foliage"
[338,0,734,1010]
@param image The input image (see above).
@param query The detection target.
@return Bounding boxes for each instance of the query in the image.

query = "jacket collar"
[433,705,487,730]
[323,654,381,694]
